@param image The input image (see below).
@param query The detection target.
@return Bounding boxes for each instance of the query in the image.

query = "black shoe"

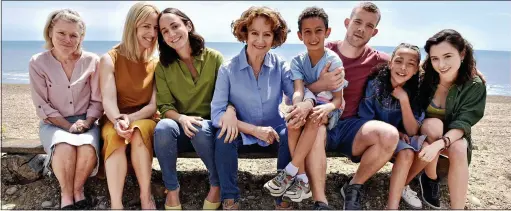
[60,204,75,210]
[74,197,91,210]
[419,173,441,209]
[340,177,364,210]
[313,201,333,210]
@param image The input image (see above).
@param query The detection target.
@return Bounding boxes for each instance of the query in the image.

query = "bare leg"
[387,149,414,209]
[51,143,77,208]
[420,118,444,180]
[292,120,321,175]
[105,145,127,209]
[130,129,155,209]
[287,126,301,157]
[305,125,328,203]
[73,144,97,202]
[445,139,469,209]
[351,121,399,184]
[405,142,430,184]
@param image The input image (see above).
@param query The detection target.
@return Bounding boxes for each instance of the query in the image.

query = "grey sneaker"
[264,170,295,197]
[283,177,312,202]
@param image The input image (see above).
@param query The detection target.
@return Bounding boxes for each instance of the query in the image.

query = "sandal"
[203,199,221,210]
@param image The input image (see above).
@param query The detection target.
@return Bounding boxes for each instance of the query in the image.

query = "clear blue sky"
[2,1,511,51]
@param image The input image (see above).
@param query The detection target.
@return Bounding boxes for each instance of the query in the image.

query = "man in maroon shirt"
[303,2,398,210]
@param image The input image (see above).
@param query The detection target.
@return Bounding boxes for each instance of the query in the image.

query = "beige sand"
[1,84,510,209]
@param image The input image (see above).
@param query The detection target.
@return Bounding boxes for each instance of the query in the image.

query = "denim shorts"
[326,117,370,163]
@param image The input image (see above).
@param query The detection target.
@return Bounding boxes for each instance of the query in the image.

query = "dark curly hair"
[157,8,205,67]
[297,6,329,32]
[419,29,477,110]
[231,6,289,49]
[368,43,422,109]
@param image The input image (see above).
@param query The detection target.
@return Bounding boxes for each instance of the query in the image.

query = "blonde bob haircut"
[116,2,160,62]
[43,9,85,51]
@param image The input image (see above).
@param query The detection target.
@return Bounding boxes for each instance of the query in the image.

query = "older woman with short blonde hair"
[98,1,160,209]
[29,8,102,209]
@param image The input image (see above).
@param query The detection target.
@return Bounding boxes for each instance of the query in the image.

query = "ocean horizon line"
[2,40,510,53]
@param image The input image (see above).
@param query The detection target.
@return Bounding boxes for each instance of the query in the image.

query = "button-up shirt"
[155,47,224,119]
[29,50,103,120]
[211,46,316,146]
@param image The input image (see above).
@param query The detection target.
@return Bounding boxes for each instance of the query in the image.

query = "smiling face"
[298,17,331,52]
[136,12,158,51]
[429,41,464,82]
[389,47,420,87]
[344,8,379,48]
[50,19,83,56]
[159,13,192,51]
[246,16,274,57]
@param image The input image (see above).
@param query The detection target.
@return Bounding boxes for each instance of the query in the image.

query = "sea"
[2,41,510,96]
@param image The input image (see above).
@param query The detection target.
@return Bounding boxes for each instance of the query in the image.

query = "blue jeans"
[214,124,291,201]
[154,119,219,191]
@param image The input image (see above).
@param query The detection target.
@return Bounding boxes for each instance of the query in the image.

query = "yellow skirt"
[101,118,156,162]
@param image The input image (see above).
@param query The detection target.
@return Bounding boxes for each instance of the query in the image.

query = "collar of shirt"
[236,45,274,71]
[175,48,206,75]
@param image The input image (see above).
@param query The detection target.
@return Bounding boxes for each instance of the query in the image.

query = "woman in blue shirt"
[358,43,428,209]
[210,6,316,210]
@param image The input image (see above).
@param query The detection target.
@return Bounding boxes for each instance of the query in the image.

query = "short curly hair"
[231,6,289,49]
[298,7,329,32]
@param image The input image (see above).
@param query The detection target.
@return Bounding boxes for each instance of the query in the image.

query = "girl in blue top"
[358,43,428,209]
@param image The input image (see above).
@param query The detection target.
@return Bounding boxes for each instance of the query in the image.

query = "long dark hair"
[368,43,422,108]
[157,8,205,67]
[419,29,477,110]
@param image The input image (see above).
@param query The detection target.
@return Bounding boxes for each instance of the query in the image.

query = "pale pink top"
[29,50,103,120]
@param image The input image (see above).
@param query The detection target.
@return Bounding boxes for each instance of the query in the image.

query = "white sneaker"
[401,185,422,209]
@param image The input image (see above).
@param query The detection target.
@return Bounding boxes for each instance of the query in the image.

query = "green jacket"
[426,76,486,163]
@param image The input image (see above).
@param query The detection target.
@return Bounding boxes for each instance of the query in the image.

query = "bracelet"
[443,136,451,149]
[439,136,451,150]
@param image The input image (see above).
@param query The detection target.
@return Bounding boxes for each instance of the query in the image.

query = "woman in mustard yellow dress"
[98,2,160,209]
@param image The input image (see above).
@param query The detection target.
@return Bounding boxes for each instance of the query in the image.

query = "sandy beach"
[1,84,511,209]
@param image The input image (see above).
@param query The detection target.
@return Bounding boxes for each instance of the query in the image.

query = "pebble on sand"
[6,187,18,195]
[1,204,16,210]
[468,195,481,206]
[41,201,53,208]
